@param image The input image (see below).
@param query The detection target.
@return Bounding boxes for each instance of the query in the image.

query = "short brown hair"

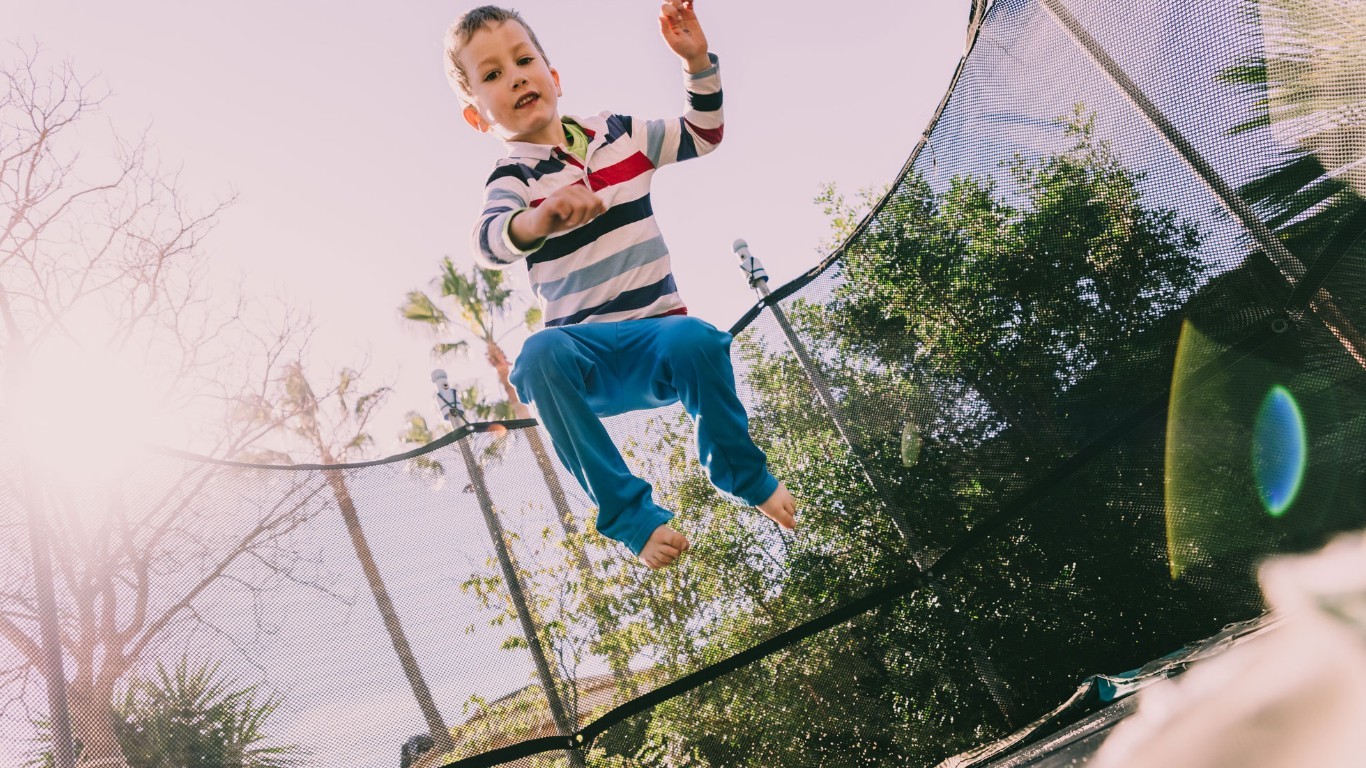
[444,6,550,103]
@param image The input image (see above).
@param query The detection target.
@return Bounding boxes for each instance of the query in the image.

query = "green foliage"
[30,660,301,768]
[439,105,1306,768]
[828,108,1201,449]
[401,258,526,359]
[590,106,1217,766]
[1187,2,1366,587]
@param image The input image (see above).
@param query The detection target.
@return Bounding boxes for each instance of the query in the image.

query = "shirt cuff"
[502,208,544,256]
[686,52,719,81]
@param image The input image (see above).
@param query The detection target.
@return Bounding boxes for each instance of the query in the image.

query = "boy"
[445,1,796,569]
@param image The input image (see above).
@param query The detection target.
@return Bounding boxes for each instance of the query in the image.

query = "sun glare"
[4,335,173,494]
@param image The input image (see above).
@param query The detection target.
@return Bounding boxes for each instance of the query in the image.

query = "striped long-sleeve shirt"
[470,54,723,328]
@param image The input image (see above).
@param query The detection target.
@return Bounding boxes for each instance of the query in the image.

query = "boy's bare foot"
[639,524,690,569]
[757,482,797,530]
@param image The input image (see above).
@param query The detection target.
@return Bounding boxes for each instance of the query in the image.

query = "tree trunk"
[326,470,455,754]
[67,681,128,768]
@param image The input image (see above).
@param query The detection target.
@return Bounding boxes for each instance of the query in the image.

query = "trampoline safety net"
[4,0,1365,766]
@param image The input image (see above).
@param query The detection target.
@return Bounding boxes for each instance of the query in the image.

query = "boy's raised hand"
[659,0,710,72]
[513,185,606,246]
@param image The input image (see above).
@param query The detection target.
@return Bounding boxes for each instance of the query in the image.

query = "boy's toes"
[663,527,689,551]
[640,543,679,570]
[765,508,795,529]
[757,482,798,530]
[639,524,689,569]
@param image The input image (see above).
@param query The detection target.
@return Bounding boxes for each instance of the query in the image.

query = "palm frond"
[400,290,448,326]
[433,341,470,359]
[354,387,392,417]
[399,412,436,445]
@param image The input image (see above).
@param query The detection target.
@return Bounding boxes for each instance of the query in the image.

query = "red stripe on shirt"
[684,120,724,146]
[586,151,654,192]
[529,178,587,207]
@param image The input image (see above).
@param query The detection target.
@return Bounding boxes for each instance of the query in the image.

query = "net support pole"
[19,462,77,768]
[737,254,1021,726]
[457,438,586,768]
[1038,0,1366,371]
[746,274,922,545]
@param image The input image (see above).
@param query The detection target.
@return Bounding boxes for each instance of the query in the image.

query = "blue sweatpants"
[510,315,779,555]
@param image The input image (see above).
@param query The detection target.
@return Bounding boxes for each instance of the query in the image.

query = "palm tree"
[30,658,303,768]
[1255,0,1366,200]
[237,361,455,754]
[401,261,640,697]
[1221,0,1366,352]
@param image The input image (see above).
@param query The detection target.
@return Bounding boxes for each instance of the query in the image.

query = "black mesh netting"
[4,0,1365,766]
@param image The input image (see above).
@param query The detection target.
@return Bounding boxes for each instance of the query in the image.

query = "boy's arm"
[472,174,608,268]
[470,172,538,269]
[638,0,723,168]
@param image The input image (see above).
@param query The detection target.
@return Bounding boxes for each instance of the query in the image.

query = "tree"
[585,108,1216,766]
[0,46,340,768]
[819,107,1201,455]
[1219,0,1366,333]
[1156,0,1366,592]
[400,263,588,543]
[233,358,461,755]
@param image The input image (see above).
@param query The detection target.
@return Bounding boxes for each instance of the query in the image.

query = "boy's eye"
[482,70,499,82]
[517,56,534,66]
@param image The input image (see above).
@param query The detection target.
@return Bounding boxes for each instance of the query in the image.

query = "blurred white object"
[1092,531,1366,768]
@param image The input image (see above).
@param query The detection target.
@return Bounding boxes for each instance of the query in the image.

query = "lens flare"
[1165,320,1301,580]
[1252,385,1306,517]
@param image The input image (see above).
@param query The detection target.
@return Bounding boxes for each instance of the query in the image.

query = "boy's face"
[459,20,563,145]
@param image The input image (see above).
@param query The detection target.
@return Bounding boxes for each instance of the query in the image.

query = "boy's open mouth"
[515,93,539,109]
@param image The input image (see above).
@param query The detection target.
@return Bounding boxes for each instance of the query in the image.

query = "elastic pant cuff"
[736,472,780,509]
[621,508,676,556]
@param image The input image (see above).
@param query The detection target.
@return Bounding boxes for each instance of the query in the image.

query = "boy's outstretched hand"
[659,0,710,73]
[510,185,606,248]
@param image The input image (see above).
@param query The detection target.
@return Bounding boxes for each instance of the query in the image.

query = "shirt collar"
[502,115,603,160]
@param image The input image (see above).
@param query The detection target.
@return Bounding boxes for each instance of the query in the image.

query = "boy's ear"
[551,68,562,96]
[463,103,491,133]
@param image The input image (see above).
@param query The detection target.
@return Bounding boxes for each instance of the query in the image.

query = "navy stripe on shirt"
[527,195,654,266]
[604,114,632,144]
[688,90,722,112]
[487,156,567,185]
[478,217,515,265]
[545,274,678,327]
[675,117,699,161]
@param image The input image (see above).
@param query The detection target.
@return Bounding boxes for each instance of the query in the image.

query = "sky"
[8,0,973,455]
